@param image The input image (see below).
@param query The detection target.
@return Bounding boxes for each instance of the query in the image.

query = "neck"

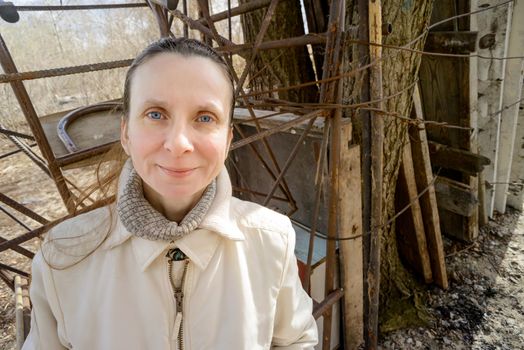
[142,184,204,222]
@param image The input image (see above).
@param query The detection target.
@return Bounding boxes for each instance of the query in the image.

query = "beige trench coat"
[22,169,318,350]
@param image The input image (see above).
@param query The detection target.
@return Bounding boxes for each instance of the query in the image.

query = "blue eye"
[197,114,213,123]
[147,111,163,120]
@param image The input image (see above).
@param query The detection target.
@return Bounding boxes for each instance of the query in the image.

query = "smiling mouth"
[158,165,197,177]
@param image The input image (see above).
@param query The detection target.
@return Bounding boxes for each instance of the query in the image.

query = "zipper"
[167,255,189,350]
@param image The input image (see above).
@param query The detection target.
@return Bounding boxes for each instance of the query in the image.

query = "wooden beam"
[339,123,364,349]
[425,31,478,54]
[428,141,490,175]
[410,85,448,289]
[396,135,433,283]
[435,176,479,217]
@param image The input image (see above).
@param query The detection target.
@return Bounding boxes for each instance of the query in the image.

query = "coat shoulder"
[231,197,293,235]
[41,205,114,268]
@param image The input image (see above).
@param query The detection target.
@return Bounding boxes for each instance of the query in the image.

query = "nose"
[163,122,194,156]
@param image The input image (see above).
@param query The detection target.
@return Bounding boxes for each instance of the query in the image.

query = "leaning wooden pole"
[366,0,383,349]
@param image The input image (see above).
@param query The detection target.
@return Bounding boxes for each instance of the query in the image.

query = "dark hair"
[122,37,235,122]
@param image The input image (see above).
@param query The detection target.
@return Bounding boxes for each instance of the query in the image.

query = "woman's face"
[121,53,233,210]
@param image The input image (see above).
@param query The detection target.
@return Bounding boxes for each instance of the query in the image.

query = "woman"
[23,37,318,349]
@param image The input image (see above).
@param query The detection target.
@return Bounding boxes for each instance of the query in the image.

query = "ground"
[0,138,523,350]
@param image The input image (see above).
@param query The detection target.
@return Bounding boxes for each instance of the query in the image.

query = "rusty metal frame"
[0,1,353,347]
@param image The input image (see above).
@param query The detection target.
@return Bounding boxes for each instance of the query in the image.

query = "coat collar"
[103,167,244,271]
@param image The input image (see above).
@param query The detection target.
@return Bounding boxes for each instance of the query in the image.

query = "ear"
[120,118,130,155]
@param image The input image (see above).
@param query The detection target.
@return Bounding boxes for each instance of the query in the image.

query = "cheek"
[126,126,159,156]
[198,133,230,162]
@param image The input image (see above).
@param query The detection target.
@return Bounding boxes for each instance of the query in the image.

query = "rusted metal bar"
[195,0,296,211]
[0,193,48,225]
[0,196,114,254]
[0,205,31,231]
[232,186,288,202]
[233,0,279,97]
[0,59,133,84]
[0,269,13,292]
[304,116,330,293]
[0,126,34,140]
[262,116,317,206]
[182,0,188,37]
[0,235,35,259]
[318,0,345,348]
[217,33,327,55]
[0,263,29,277]
[0,143,37,160]
[4,133,50,176]
[197,0,270,24]
[171,9,236,47]
[230,110,324,150]
[231,124,296,208]
[367,0,384,348]
[312,288,345,319]
[4,3,148,11]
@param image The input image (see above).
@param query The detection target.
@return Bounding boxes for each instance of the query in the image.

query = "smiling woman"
[21,37,318,350]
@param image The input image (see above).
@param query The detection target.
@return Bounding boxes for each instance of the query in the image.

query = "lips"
[158,165,197,177]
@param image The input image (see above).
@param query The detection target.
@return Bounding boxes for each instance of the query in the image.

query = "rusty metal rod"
[195,1,296,210]
[313,288,345,319]
[319,0,345,347]
[0,205,32,231]
[0,59,133,84]
[5,3,148,11]
[0,269,13,292]
[0,234,35,259]
[0,196,114,254]
[233,0,280,97]
[197,0,270,24]
[0,263,29,277]
[217,33,327,55]
[0,192,48,225]
[0,143,37,160]
[230,110,325,150]
[232,186,288,202]
[304,116,330,293]
[3,132,50,176]
[0,126,34,140]
[262,115,317,206]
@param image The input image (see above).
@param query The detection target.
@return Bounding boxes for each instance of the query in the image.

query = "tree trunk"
[238,0,318,103]
[238,0,435,333]
[346,0,435,332]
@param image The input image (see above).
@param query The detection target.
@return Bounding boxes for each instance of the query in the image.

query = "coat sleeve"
[271,221,318,349]
[22,251,68,350]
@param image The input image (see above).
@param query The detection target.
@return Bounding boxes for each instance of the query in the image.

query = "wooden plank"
[427,141,490,175]
[339,123,363,349]
[425,31,478,54]
[435,176,478,216]
[410,85,448,289]
[395,135,432,283]
[494,0,524,213]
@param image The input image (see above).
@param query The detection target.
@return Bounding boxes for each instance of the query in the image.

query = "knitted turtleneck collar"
[116,159,217,242]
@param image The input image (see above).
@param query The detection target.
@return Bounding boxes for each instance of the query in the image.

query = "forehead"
[129,53,232,112]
